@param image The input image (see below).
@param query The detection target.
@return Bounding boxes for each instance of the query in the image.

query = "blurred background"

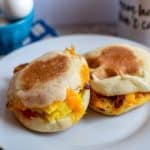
[34,0,119,26]
[33,0,150,46]
[0,0,149,55]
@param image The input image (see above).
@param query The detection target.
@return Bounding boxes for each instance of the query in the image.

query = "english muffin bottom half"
[7,48,90,132]
[85,44,150,115]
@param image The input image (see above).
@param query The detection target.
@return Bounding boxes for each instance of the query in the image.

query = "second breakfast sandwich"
[7,48,90,132]
[85,44,150,115]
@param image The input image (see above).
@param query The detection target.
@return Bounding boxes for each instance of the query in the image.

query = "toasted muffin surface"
[87,45,140,77]
[8,49,89,108]
[21,55,69,90]
[85,44,150,96]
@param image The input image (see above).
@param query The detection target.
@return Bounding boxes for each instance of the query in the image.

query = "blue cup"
[0,9,34,55]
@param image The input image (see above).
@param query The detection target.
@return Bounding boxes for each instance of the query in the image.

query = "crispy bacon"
[84,83,90,89]
[114,95,125,108]
[91,88,125,109]
[21,109,39,119]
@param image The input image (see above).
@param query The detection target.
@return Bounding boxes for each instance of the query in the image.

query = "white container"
[0,0,33,20]
[118,0,150,46]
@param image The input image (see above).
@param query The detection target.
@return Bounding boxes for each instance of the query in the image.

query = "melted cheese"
[66,89,84,123]
[80,64,89,88]
[124,93,150,108]
[65,47,76,55]
[113,93,150,115]
[92,93,150,115]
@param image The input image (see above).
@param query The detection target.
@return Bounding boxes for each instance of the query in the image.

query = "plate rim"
[1,33,149,63]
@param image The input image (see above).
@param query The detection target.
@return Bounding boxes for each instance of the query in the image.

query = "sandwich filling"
[90,89,150,115]
[8,88,89,123]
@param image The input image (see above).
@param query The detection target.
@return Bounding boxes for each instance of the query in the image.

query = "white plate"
[0,34,150,150]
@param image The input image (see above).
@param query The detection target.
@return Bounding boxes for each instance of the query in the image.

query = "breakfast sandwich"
[85,44,150,115]
[7,48,90,132]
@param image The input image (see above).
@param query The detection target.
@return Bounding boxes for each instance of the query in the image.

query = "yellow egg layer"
[42,101,72,122]
[42,89,85,123]
[10,89,86,123]
[92,92,150,115]
[115,93,150,114]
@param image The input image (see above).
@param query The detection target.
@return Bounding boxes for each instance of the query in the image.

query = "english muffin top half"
[7,48,89,109]
[85,44,150,96]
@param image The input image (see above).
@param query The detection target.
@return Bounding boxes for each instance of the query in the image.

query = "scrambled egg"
[92,92,150,115]
[42,101,72,122]
[42,89,85,123]
[9,89,86,124]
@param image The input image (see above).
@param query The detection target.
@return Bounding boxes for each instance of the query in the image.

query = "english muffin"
[7,48,90,132]
[85,44,150,115]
